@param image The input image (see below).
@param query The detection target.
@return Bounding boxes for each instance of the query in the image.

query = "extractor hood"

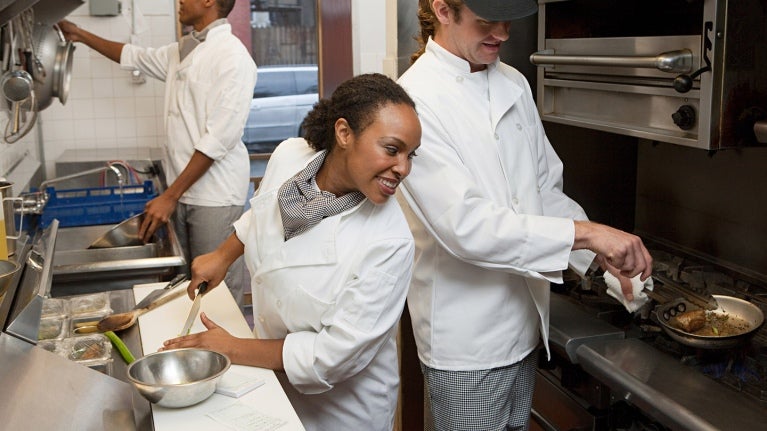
[1,0,84,28]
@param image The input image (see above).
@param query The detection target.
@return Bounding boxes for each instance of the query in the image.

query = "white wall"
[352,0,398,78]
[39,0,176,178]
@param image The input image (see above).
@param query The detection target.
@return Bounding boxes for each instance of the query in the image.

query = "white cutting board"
[134,282,305,431]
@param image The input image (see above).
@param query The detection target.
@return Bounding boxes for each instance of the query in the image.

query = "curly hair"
[411,0,464,64]
[301,73,416,152]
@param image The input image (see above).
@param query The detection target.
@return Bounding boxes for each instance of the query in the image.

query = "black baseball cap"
[463,0,538,21]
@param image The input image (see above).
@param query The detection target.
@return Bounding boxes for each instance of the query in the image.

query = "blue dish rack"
[39,181,157,228]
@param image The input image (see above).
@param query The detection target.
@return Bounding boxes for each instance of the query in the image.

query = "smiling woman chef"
[161,73,421,431]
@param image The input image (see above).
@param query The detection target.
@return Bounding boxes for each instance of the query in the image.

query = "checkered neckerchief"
[277,151,364,240]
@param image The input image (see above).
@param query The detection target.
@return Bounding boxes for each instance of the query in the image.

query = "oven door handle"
[529,49,693,73]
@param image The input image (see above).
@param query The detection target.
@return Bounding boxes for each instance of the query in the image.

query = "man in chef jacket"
[396,1,653,429]
[58,0,256,310]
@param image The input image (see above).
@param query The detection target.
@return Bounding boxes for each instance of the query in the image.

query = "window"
[253,72,295,98]
[246,0,319,154]
[295,70,318,95]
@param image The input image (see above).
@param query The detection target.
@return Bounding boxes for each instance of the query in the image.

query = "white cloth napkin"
[604,271,654,312]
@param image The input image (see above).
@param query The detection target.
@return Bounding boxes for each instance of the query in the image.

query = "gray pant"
[173,203,246,311]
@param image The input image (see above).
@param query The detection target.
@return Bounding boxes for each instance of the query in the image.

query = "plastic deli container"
[65,334,114,374]
[37,339,68,357]
[68,292,112,317]
[41,297,68,319]
[38,316,69,341]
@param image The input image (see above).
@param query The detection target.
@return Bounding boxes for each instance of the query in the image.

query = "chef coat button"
[516,123,522,130]
[276,299,282,307]
[494,133,499,140]
[512,197,519,205]
[456,76,463,83]
[258,315,265,323]
[255,277,262,285]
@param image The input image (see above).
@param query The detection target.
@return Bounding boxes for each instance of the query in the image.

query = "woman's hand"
[160,312,286,370]
[187,233,246,299]
[187,251,229,299]
[160,312,236,354]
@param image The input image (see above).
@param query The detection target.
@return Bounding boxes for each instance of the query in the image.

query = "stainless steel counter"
[549,294,625,363]
[547,293,767,430]
[0,332,136,430]
[577,338,767,430]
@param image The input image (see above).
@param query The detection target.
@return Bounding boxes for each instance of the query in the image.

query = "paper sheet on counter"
[133,282,305,431]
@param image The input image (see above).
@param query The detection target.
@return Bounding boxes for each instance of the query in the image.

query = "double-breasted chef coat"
[233,138,415,431]
[397,38,596,371]
[120,23,256,207]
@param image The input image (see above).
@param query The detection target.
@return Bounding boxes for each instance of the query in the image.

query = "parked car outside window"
[243,65,319,153]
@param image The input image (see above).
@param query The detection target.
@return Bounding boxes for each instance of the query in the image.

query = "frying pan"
[655,295,764,349]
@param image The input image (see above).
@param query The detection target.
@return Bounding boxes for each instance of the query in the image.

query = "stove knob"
[672,105,697,130]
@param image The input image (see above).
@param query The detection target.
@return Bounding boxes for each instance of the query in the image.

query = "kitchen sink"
[51,223,185,295]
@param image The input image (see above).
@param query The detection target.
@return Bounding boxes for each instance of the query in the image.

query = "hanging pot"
[32,23,74,110]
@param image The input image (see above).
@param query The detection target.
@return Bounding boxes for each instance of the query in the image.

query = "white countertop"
[134,282,305,431]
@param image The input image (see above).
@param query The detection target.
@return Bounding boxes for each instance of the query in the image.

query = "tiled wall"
[38,0,176,178]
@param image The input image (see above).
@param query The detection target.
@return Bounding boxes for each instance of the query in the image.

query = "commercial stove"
[531,241,767,431]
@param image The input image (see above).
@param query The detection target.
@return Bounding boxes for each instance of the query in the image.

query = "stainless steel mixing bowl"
[0,259,21,297]
[87,213,145,249]
[126,348,230,408]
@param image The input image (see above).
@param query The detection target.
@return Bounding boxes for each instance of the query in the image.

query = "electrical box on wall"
[90,0,121,16]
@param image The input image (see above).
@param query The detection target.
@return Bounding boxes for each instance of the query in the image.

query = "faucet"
[39,162,125,191]
[18,163,128,215]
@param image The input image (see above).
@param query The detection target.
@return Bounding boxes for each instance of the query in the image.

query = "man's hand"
[574,221,653,281]
[138,193,178,242]
[57,20,82,42]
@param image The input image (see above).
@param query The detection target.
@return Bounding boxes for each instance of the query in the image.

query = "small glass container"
[68,292,112,317]
[37,339,68,357]
[41,297,68,319]
[38,316,69,341]
[67,334,112,361]
[70,309,110,336]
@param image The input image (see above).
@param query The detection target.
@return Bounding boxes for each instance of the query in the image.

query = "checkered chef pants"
[421,351,537,431]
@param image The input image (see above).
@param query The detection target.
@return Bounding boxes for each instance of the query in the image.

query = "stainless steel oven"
[530,0,767,150]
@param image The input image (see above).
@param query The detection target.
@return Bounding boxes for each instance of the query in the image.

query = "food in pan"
[671,309,706,332]
[671,309,751,336]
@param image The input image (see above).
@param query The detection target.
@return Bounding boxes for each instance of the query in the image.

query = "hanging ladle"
[2,68,33,134]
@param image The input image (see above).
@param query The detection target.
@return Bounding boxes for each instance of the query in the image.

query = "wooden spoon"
[97,286,188,332]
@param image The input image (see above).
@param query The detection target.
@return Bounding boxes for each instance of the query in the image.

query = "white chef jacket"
[233,138,415,431]
[397,38,595,370]
[120,23,257,207]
